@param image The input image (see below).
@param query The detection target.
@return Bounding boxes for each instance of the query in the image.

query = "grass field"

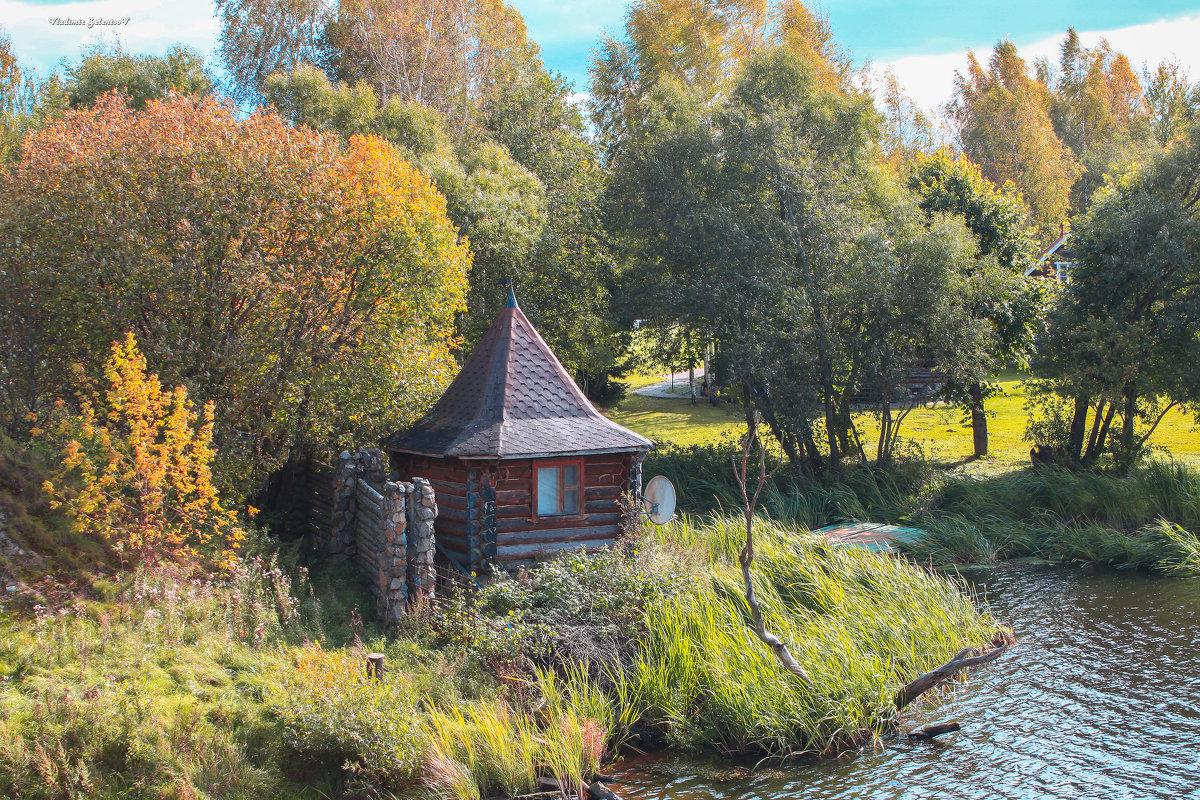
[604,371,1200,473]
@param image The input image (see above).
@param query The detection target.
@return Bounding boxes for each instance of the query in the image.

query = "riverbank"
[0,515,1002,799]
[609,562,1200,800]
[644,441,1200,575]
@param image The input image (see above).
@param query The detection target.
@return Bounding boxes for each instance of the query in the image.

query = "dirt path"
[633,368,707,399]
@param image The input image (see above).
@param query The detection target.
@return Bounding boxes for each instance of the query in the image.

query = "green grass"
[604,371,1200,473]
[0,554,615,800]
[0,516,1001,797]
[467,517,1002,757]
[604,392,745,447]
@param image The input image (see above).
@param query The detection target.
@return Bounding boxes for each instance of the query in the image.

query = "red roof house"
[383,289,651,572]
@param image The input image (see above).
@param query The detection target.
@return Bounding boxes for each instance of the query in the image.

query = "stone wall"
[329,449,437,622]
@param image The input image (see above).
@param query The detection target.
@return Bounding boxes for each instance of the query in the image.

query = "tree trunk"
[1083,402,1117,467]
[704,344,719,406]
[1066,395,1091,464]
[968,381,988,458]
[689,363,697,405]
[734,413,812,688]
[1120,381,1138,463]
[908,722,961,740]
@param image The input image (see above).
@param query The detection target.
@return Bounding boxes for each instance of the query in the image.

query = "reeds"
[908,459,1200,573]
[616,515,996,754]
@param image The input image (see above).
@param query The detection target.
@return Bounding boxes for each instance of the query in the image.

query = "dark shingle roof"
[383,291,651,459]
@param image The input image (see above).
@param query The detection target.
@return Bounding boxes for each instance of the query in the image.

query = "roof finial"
[505,281,518,308]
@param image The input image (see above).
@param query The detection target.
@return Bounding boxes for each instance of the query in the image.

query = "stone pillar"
[360,449,386,489]
[406,478,437,601]
[381,480,408,620]
[330,451,358,556]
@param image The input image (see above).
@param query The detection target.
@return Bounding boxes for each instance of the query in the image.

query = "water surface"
[613,564,1200,799]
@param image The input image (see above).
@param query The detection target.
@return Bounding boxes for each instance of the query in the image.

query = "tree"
[1143,60,1200,147]
[1042,30,1150,213]
[263,63,623,382]
[0,94,469,494]
[591,0,851,160]
[608,49,988,475]
[320,0,536,137]
[262,67,548,346]
[878,69,938,172]
[42,333,246,570]
[216,0,331,104]
[908,149,1041,457]
[480,66,628,386]
[65,45,216,109]
[1030,124,1200,470]
[950,41,1080,240]
[0,31,37,161]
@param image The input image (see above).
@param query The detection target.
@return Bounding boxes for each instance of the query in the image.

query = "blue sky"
[3,0,1200,112]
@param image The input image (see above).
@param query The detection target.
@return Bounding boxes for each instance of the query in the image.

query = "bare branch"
[732,414,812,688]
[894,642,1008,710]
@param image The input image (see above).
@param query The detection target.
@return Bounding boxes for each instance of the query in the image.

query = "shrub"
[271,647,428,791]
[41,334,245,572]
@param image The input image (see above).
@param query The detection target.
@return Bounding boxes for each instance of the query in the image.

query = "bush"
[41,334,245,572]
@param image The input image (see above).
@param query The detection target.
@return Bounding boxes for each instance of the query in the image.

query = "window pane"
[537,467,561,515]
[564,464,579,488]
[563,489,580,514]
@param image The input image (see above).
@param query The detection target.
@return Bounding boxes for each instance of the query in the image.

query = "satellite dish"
[643,475,677,525]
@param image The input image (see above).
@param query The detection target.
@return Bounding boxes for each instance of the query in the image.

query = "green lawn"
[603,372,1200,472]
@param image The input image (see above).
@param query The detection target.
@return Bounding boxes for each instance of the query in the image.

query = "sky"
[3,0,1200,116]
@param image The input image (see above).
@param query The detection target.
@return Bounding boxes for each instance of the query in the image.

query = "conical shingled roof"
[383,290,652,459]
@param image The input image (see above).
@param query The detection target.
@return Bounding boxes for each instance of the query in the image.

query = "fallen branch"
[908,722,961,740]
[894,643,1007,710]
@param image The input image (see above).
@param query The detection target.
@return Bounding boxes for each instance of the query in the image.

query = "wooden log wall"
[355,478,387,594]
[390,453,471,569]
[388,449,646,572]
[488,453,636,566]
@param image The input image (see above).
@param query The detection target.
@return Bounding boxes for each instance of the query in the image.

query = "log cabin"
[382,289,652,573]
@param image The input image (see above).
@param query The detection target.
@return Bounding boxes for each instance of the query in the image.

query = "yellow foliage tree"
[43,333,245,570]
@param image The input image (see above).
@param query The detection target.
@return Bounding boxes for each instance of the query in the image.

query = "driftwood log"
[733,419,813,689]
[894,639,1010,710]
[585,782,621,800]
[533,776,621,800]
[908,722,961,740]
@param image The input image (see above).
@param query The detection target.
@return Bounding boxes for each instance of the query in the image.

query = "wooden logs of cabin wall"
[406,478,437,601]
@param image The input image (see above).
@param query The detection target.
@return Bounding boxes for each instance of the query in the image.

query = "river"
[612,564,1200,799]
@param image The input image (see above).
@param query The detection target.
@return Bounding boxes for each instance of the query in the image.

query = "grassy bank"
[0,515,1000,798]
[644,440,1200,574]
[458,515,999,756]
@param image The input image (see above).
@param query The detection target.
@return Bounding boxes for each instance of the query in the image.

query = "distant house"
[1025,230,1074,283]
[383,289,652,574]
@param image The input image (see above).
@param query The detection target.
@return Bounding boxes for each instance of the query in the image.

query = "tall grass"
[467,515,1001,758]
[910,460,1200,572]
[621,516,996,754]
[0,555,618,800]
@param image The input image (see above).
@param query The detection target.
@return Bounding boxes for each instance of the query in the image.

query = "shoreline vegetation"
[647,443,1200,576]
[0,509,1004,800]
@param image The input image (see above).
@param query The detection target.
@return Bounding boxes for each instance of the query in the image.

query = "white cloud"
[0,0,220,79]
[879,12,1200,119]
